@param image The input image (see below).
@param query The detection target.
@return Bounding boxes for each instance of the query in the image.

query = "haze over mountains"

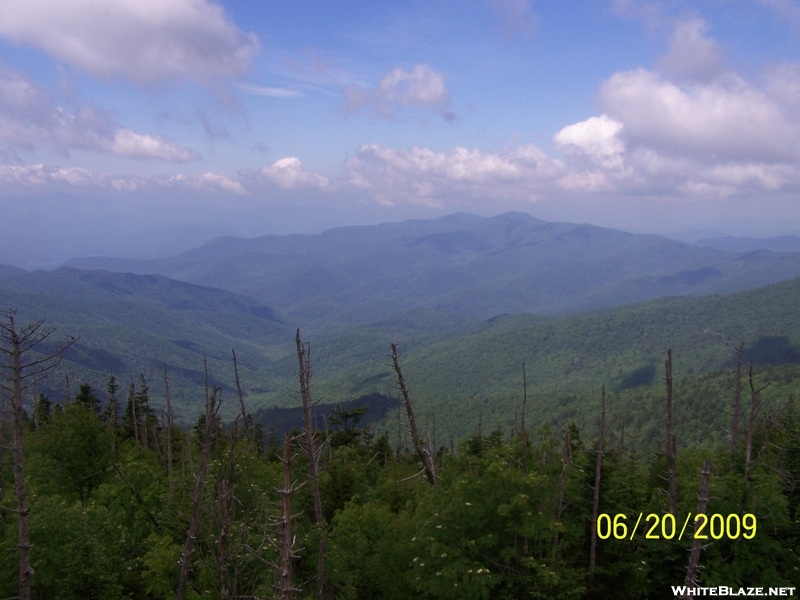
[3,211,800,434]
[66,212,800,331]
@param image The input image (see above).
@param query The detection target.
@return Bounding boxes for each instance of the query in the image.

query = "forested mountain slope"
[261,276,800,444]
[0,267,293,420]
[2,267,799,441]
[67,212,800,330]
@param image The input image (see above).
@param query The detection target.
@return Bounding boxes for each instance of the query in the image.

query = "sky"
[3,0,800,267]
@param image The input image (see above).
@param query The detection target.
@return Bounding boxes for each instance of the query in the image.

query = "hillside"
[66,212,800,331]
[2,266,799,442]
[253,276,800,444]
[0,267,293,421]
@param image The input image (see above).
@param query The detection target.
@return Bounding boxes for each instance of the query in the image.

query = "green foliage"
[32,402,114,503]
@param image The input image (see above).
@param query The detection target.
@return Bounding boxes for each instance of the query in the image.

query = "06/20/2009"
[596,512,757,541]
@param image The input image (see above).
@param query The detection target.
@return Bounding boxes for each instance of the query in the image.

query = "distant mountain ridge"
[694,234,800,253]
[67,212,800,330]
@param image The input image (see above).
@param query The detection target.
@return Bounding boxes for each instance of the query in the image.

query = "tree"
[296,329,326,599]
[74,382,100,414]
[0,309,74,600]
[177,386,221,600]
[390,343,436,486]
[100,375,119,426]
[37,402,113,504]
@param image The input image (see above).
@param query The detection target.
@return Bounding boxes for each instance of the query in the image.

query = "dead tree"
[390,343,436,485]
[589,386,606,578]
[0,310,75,600]
[743,362,769,501]
[295,329,325,599]
[177,386,221,600]
[232,349,252,443]
[731,342,744,452]
[665,349,678,516]
[683,459,711,596]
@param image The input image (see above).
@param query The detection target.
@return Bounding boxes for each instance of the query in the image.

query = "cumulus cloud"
[0,64,198,161]
[0,0,258,86]
[344,64,454,121]
[656,19,724,82]
[346,144,562,205]
[554,115,625,164]
[109,129,197,161]
[196,172,245,194]
[259,157,330,189]
[597,69,797,161]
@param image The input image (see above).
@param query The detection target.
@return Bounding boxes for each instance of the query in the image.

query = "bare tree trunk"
[743,363,768,501]
[279,433,296,600]
[232,349,251,443]
[0,311,75,600]
[11,349,32,600]
[683,459,711,596]
[665,349,678,516]
[589,387,606,578]
[391,343,436,485]
[295,329,325,599]
[163,364,173,490]
[396,409,402,456]
[731,342,744,452]
[177,387,220,600]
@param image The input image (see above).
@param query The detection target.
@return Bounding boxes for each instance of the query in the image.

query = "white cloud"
[0,163,119,187]
[344,64,454,120]
[0,0,258,86]
[0,162,250,196]
[597,68,797,161]
[259,157,330,189]
[236,84,303,98]
[554,115,625,163]
[656,19,724,82]
[197,172,245,194]
[346,144,562,204]
[109,129,198,161]
[0,64,198,161]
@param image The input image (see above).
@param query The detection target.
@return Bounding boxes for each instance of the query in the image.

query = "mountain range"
[66,212,800,331]
[0,211,798,440]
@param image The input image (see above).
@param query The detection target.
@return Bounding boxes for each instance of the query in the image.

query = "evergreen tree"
[100,375,119,426]
[32,394,52,431]
[74,383,100,414]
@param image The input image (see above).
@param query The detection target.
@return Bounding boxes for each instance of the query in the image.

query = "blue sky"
[3,0,800,266]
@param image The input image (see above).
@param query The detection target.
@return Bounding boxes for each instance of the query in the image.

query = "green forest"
[0,309,798,599]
